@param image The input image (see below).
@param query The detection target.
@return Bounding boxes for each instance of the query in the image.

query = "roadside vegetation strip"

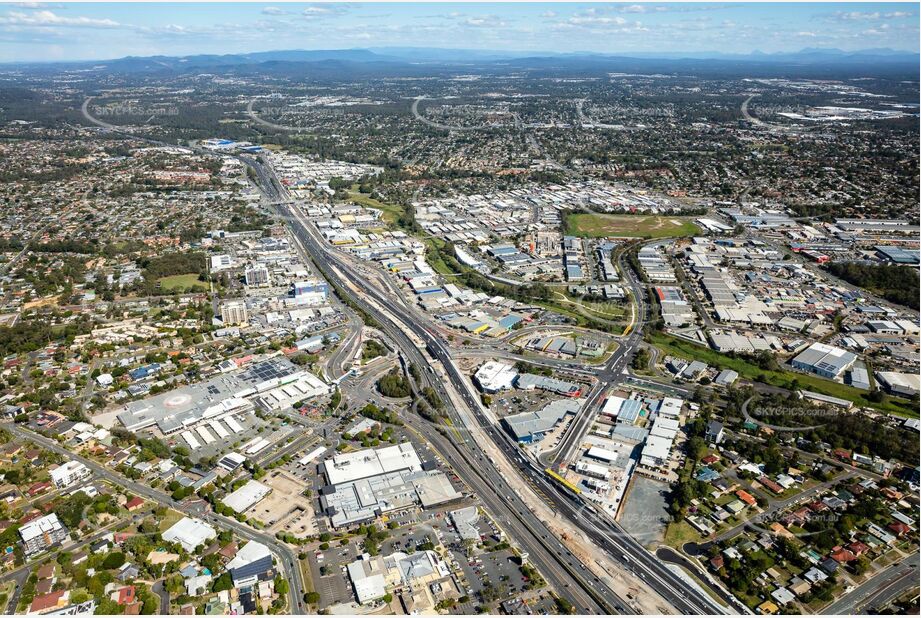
[647,331,918,418]
[564,212,701,239]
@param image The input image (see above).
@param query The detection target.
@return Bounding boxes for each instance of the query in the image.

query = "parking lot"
[307,540,361,609]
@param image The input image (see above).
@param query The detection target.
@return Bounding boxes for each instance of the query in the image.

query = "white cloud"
[261,7,287,16]
[567,15,627,26]
[302,4,348,18]
[0,9,121,28]
[8,2,65,9]
[617,5,666,14]
[836,10,912,21]
[464,15,506,28]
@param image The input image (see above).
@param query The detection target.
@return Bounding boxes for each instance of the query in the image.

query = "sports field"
[158,273,207,292]
[565,213,700,239]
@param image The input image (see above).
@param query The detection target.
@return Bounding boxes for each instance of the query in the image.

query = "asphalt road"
[80,101,723,614]
[268,173,626,614]
[821,552,920,615]
[263,160,727,614]
[3,423,308,614]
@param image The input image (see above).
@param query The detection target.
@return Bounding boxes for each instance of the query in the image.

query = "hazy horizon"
[1,2,918,63]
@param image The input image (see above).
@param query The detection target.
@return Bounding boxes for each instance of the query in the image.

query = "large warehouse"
[790,342,857,379]
[117,357,327,434]
[473,361,518,393]
[502,399,582,444]
[319,443,461,528]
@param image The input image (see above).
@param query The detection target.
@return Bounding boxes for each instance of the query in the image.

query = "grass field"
[648,331,918,417]
[347,185,404,226]
[662,520,700,548]
[565,213,700,239]
[157,509,185,532]
[158,273,207,292]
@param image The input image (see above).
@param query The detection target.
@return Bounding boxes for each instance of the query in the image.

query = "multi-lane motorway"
[248,153,728,615]
[273,192,626,615]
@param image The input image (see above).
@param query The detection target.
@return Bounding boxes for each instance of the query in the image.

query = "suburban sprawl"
[0,30,917,618]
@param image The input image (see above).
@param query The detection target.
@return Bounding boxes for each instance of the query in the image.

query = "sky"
[0,2,918,63]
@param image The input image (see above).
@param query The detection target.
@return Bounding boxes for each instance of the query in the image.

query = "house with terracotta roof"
[847,540,870,556]
[830,548,856,564]
[110,585,136,606]
[736,489,757,507]
[769,522,794,539]
[807,500,829,513]
[29,590,70,614]
[218,542,238,561]
[888,522,911,538]
[881,487,904,502]
[125,497,145,512]
[26,482,52,497]
[758,476,784,494]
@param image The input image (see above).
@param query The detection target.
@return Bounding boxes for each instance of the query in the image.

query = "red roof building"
[736,490,757,507]
[29,590,68,614]
[830,549,856,564]
[847,541,870,556]
[888,522,911,537]
[759,477,784,494]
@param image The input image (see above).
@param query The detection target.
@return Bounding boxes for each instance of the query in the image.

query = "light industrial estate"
[0,6,917,617]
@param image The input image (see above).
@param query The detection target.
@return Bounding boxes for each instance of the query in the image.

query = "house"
[830,548,856,564]
[759,477,784,494]
[757,600,779,615]
[881,487,904,502]
[110,585,137,606]
[769,522,794,539]
[771,587,795,606]
[117,564,140,581]
[819,557,839,574]
[705,420,724,444]
[888,522,911,538]
[29,590,70,614]
[804,567,828,584]
[847,541,869,556]
[736,490,757,507]
[788,578,811,597]
[27,482,52,497]
[185,575,212,597]
[36,564,56,581]
[89,539,111,554]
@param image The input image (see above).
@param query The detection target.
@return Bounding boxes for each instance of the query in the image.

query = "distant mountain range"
[371,46,920,65]
[6,46,918,79]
